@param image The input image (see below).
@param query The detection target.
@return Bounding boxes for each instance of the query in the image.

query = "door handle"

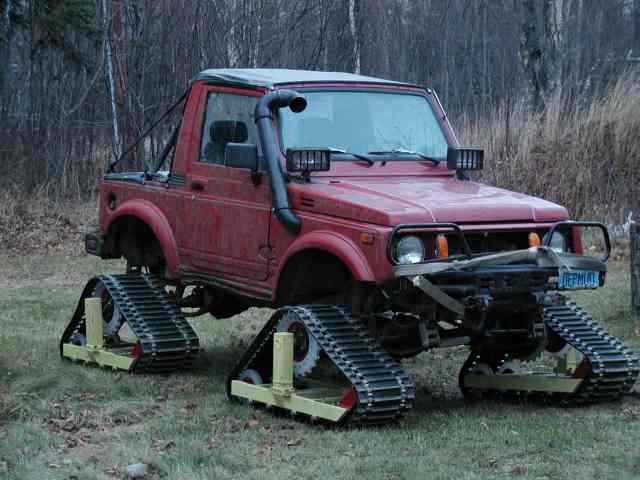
[190,181,204,191]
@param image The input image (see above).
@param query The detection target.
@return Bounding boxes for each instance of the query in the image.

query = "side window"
[199,92,259,164]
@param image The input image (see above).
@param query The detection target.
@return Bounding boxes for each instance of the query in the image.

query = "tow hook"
[463,295,493,332]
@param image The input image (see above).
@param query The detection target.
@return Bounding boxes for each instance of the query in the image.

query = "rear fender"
[107,199,180,278]
[275,231,375,296]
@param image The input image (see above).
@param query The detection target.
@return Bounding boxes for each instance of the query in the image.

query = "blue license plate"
[558,270,600,290]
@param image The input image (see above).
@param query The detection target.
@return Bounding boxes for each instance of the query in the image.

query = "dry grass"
[0,186,97,257]
[458,71,640,223]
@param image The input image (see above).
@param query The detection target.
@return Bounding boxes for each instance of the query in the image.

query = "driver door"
[181,87,272,282]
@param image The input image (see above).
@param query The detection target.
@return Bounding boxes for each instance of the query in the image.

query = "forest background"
[1,0,640,223]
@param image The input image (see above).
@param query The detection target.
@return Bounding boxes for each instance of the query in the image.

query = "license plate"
[558,270,600,290]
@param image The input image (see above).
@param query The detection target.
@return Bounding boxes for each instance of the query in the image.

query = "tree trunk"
[631,222,640,324]
[633,0,640,57]
[102,0,121,160]
[543,0,563,96]
[227,0,240,67]
[348,0,360,74]
[1,0,12,107]
[520,0,562,112]
[520,0,544,112]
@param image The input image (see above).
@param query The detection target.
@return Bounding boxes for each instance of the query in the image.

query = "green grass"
[1,254,640,479]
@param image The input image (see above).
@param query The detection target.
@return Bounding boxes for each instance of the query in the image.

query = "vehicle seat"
[204,121,248,164]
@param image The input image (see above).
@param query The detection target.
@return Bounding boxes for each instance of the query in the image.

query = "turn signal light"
[360,232,375,245]
[529,232,541,247]
[436,234,449,258]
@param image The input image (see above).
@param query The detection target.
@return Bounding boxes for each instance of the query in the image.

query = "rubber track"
[60,274,199,372]
[543,300,639,402]
[226,305,415,424]
[461,299,639,403]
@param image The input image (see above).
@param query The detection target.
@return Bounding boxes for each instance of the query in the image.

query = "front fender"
[275,230,375,287]
[106,199,180,278]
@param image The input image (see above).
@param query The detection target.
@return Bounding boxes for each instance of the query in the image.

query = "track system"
[460,297,639,403]
[60,274,199,372]
[227,305,415,424]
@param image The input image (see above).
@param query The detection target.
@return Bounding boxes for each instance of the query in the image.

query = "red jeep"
[63,69,638,425]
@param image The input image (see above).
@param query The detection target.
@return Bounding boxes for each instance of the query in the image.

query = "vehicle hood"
[289,176,568,226]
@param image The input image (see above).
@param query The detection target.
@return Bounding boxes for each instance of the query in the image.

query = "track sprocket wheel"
[276,311,320,377]
[238,369,263,385]
[544,327,569,358]
[458,351,497,401]
[70,281,125,346]
[496,360,524,374]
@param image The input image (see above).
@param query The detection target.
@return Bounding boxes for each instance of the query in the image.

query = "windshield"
[279,90,449,160]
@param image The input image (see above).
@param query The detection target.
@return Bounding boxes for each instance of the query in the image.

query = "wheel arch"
[105,199,180,278]
[274,231,375,305]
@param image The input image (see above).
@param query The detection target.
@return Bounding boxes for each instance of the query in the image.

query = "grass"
[1,254,640,479]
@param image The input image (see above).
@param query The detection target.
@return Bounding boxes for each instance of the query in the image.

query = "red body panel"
[97,79,570,304]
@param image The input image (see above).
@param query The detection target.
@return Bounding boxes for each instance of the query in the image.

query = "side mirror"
[225,143,261,185]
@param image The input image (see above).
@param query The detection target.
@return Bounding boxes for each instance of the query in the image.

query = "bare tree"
[102,0,120,159]
[348,0,360,73]
[520,0,563,112]
[1,0,638,197]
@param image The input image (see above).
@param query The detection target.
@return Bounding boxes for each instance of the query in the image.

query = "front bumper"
[392,253,606,309]
[388,220,610,297]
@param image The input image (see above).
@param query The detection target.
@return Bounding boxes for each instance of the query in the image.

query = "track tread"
[60,274,199,372]
[226,305,415,424]
[460,297,639,403]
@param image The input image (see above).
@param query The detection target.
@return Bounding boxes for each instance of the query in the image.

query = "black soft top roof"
[194,68,421,89]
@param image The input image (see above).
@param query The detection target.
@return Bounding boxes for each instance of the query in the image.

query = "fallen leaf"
[151,439,175,453]
[286,438,302,447]
[206,439,219,449]
[257,441,273,454]
[104,464,120,477]
[510,466,528,475]
[479,458,499,469]
[246,417,260,428]
[48,463,62,469]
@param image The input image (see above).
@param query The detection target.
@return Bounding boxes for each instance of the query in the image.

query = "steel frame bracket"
[230,331,350,422]
[464,374,582,393]
[61,298,137,371]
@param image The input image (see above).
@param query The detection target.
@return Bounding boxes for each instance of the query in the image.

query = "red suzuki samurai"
[64,69,637,425]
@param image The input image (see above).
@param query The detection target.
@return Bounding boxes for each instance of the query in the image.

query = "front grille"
[448,231,531,255]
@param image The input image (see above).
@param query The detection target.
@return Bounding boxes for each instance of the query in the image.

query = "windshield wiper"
[327,147,375,166]
[368,149,440,165]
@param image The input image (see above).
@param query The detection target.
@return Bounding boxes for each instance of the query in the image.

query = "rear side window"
[199,92,259,164]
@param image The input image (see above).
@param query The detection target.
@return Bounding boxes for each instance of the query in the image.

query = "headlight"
[544,231,567,253]
[393,236,425,264]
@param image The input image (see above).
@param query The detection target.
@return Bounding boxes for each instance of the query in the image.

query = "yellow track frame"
[463,347,585,393]
[230,332,350,422]
[62,298,136,370]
